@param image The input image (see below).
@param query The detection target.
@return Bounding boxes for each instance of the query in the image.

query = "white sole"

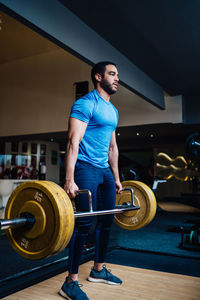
[87,276,121,285]
[58,289,72,300]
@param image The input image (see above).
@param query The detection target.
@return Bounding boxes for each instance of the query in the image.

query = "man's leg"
[95,167,116,264]
[59,161,99,299]
[68,161,99,277]
[88,167,122,285]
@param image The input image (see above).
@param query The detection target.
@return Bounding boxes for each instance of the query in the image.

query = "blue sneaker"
[88,265,122,285]
[59,277,89,300]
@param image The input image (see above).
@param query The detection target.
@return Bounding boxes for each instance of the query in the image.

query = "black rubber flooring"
[109,209,200,259]
[106,247,200,277]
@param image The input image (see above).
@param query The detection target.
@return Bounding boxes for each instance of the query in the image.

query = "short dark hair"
[91,61,116,88]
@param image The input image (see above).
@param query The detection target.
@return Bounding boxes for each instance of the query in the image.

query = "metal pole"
[0,213,35,230]
[74,205,140,218]
[0,218,29,230]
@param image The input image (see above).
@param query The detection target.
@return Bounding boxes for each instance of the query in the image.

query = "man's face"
[100,64,119,95]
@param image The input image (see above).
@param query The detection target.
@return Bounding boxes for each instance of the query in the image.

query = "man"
[59,61,122,300]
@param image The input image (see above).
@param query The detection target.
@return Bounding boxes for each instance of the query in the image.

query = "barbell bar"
[0,188,138,229]
[0,216,34,230]
[0,180,156,260]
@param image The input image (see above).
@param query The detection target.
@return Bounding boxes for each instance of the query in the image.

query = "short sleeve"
[70,98,94,123]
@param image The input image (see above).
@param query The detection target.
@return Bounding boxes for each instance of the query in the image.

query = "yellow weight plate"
[40,181,74,255]
[19,200,46,239]
[37,181,74,256]
[51,182,75,253]
[38,181,67,255]
[114,180,157,230]
[5,180,74,260]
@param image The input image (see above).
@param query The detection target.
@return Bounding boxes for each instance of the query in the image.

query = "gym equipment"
[179,220,200,251]
[155,152,188,181]
[155,163,189,181]
[1,181,75,260]
[114,181,157,230]
[186,132,200,163]
[0,180,157,260]
[156,152,187,168]
[155,134,200,252]
[155,152,200,181]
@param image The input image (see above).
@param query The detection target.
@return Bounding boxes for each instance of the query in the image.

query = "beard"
[100,78,117,95]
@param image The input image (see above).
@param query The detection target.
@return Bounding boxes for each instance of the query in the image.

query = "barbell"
[0,180,157,260]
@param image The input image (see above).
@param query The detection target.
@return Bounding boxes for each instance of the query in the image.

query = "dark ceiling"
[60,0,200,96]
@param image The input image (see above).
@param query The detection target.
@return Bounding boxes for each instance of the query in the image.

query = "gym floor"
[0,201,200,299]
[2,261,200,300]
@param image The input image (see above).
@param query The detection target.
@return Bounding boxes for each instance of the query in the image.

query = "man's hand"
[64,180,79,198]
[115,180,122,194]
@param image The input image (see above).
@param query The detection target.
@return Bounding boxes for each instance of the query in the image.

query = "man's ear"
[95,73,102,83]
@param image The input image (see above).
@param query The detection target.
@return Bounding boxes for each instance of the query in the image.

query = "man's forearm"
[108,145,120,183]
[65,138,79,182]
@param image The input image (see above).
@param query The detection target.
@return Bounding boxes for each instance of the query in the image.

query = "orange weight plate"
[5,181,74,260]
[114,181,157,230]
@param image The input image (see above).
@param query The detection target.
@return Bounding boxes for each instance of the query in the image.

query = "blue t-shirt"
[70,89,118,168]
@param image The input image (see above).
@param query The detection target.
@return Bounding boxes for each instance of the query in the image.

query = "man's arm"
[65,117,87,198]
[108,131,122,193]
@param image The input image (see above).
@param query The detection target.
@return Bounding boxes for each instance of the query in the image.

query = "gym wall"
[0,48,183,138]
